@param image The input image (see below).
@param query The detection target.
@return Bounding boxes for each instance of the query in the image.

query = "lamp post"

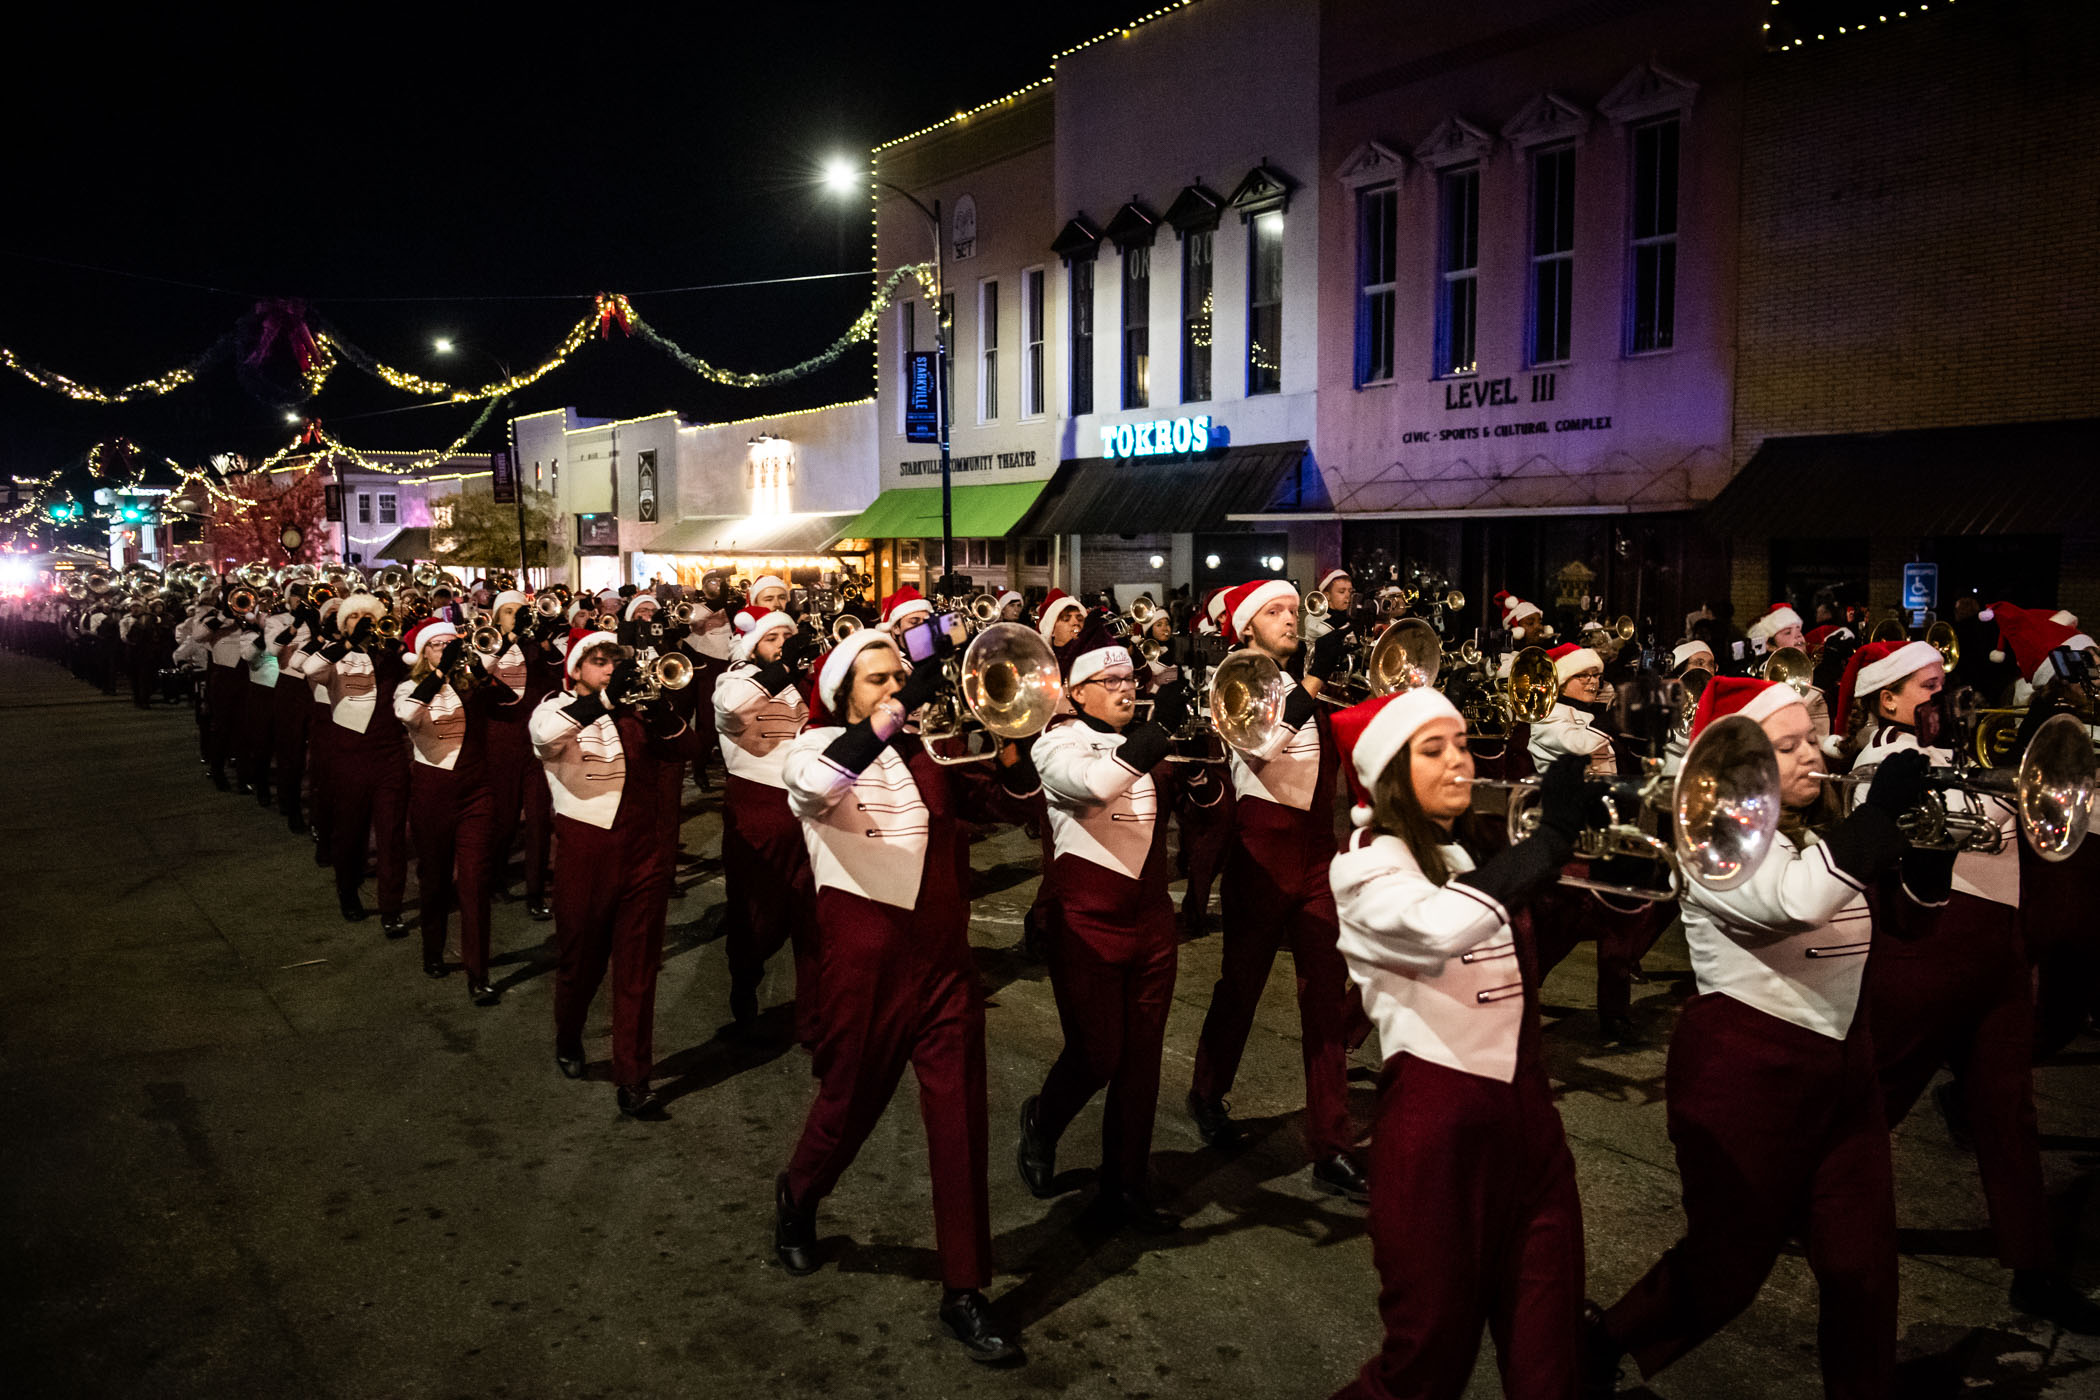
[433,340,528,586]
[827,159,956,597]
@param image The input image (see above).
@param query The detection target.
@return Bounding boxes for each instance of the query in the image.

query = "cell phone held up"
[899,613,964,665]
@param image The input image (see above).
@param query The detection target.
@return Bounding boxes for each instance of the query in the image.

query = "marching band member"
[395,619,504,1001]
[1186,578,1367,1202]
[995,589,1026,624]
[1745,602,1805,657]
[1843,628,2100,1331]
[1177,591,1235,937]
[269,590,316,833]
[1021,644,1218,1232]
[1588,678,1928,1399]
[1527,642,1616,779]
[309,593,412,937]
[238,592,291,809]
[298,597,343,865]
[1668,639,1715,677]
[883,583,936,634]
[1137,610,1179,692]
[1327,688,1588,1399]
[200,590,256,793]
[1495,591,1548,646]
[1302,568,1353,642]
[474,590,545,914]
[530,633,703,1117]
[771,624,1038,1364]
[712,607,815,1034]
[679,581,737,793]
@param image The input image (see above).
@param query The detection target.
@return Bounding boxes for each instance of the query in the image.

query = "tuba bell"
[915,621,1064,765]
[1208,649,1287,755]
[1504,645,1559,725]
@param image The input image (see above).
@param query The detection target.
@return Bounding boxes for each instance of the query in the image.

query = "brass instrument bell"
[1925,619,1959,673]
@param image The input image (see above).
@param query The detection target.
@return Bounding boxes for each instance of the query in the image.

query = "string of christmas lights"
[628,264,934,389]
[0,341,226,404]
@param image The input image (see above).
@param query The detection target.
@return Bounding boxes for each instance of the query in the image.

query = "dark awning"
[1015,441,1329,537]
[1705,419,2100,537]
[374,527,432,563]
[641,512,855,556]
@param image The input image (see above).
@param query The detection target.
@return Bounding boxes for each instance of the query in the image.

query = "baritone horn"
[1831,712,2095,860]
[1208,648,1287,755]
[916,621,1064,765]
[1926,619,1960,673]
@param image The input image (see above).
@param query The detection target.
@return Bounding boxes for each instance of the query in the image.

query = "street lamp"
[826,156,959,597]
[433,338,529,584]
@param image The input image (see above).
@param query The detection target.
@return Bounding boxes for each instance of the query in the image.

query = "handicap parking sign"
[1902,562,1937,611]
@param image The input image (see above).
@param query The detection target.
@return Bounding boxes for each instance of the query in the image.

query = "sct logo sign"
[1100,415,1212,460]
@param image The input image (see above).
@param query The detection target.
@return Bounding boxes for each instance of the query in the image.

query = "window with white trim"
[1628,118,1678,354]
[1355,185,1396,385]
[1530,146,1575,366]
[1121,246,1150,410]
[1021,268,1046,418]
[978,279,999,422]
[356,493,372,524]
[1181,229,1213,402]
[1436,167,1479,377]
[1246,211,1283,395]
[1069,260,1094,416]
[377,492,397,525]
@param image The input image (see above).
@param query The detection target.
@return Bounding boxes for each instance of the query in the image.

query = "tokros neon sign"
[1099,414,1211,460]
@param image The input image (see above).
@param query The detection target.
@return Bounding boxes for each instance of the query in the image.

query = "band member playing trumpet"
[474,590,546,916]
[772,624,1039,1365]
[1301,568,1353,643]
[1328,688,1589,1399]
[530,635,704,1117]
[268,590,316,833]
[1589,678,1929,1399]
[199,588,256,793]
[712,608,815,1036]
[395,619,505,1000]
[309,593,412,937]
[1021,644,1219,1232]
[1187,578,1368,1202]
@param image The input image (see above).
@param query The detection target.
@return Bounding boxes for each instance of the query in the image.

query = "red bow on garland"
[595,293,634,339]
[299,419,323,446]
[244,298,319,373]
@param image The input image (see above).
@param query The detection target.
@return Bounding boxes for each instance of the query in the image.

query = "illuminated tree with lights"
[202,468,331,567]
[430,487,553,571]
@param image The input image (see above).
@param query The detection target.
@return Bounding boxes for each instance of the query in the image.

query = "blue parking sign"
[1902,562,1937,611]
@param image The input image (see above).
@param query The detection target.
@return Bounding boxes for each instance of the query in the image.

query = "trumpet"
[535,594,568,619]
[699,570,747,611]
[1101,593,1159,640]
[911,621,1064,765]
[1472,712,1784,901]
[226,586,258,614]
[374,614,403,642]
[468,624,503,653]
[612,650,695,705]
[1827,712,2094,859]
[831,612,863,642]
[669,600,699,625]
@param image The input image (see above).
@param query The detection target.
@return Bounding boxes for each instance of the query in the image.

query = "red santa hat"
[1192,586,1230,635]
[995,589,1024,615]
[1221,579,1298,645]
[491,589,527,614]
[748,574,789,599]
[400,617,458,665]
[732,607,765,635]
[1315,568,1349,592]
[1037,589,1085,640]
[1984,600,2096,687]
[1497,591,1543,629]
[816,625,900,714]
[1330,688,1466,828]
[623,593,661,621]
[1069,644,1133,687]
[1688,676,1805,742]
[564,630,623,679]
[1548,642,1603,686]
[731,609,796,663]
[1803,623,1853,650]
[882,585,933,630]
[1670,640,1714,671]
[1835,639,1941,733]
[1745,603,1803,646]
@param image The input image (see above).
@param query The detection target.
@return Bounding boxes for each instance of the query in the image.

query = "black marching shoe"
[209,768,231,792]
[2010,1269,2100,1335]
[468,976,499,1006]
[774,1173,818,1275]
[1016,1096,1060,1198]
[1310,1152,1371,1205]
[423,956,448,979]
[1598,1014,1642,1048]
[939,1289,1023,1365]
[615,1082,666,1119]
[729,980,760,1031]
[1186,1091,1244,1149]
[254,785,272,808]
[381,914,409,940]
[338,892,367,923]
[1579,1300,1623,1399]
[284,805,306,835]
[555,1046,586,1079]
[526,898,552,922]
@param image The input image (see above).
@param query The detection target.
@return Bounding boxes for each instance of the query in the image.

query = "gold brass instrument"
[235,560,273,590]
[1761,646,1815,700]
[1321,616,1442,706]
[612,651,697,705]
[411,564,447,591]
[1869,613,1907,643]
[226,586,259,614]
[372,566,409,591]
[1303,590,1329,618]
[469,624,503,653]
[913,621,1064,765]
[1203,648,1287,757]
[669,600,699,625]
[591,615,619,633]
[831,613,863,642]
[1676,666,1715,732]
[1972,709,2025,768]
[1926,618,1959,673]
[1475,712,1783,900]
[374,614,403,641]
[966,592,1002,625]
[699,570,747,611]
[1505,645,1559,725]
[1829,713,2094,859]
[535,594,568,619]
[1102,593,1158,639]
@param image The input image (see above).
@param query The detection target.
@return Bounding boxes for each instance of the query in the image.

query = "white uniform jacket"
[1035,718,1220,880]
[712,663,808,787]
[1681,829,1877,1040]
[1330,830,1526,1083]
[1855,720,2018,907]
[394,678,467,770]
[528,692,626,829]
[1230,670,1321,810]
[308,650,381,734]
[682,607,736,663]
[480,639,529,700]
[1528,701,1615,777]
[782,727,930,910]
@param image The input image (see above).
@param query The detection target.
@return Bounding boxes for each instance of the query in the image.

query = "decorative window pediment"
[1500,92,1590,149]
[1162,183,1226,237]
[1226,163,1295,222]
[1413,116,1494,172]
[1336,140,1409,190]
[1050,214,1102,264]
[1102,201,1160,251]
[1598,64,1697,126]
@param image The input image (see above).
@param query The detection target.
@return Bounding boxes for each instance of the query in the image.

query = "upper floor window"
[1355,186,1397,385]
[1628,118,1679,354]
[1436,167,1479,377]
[1021,268,1046,418]
[1182,229,1214,402]
[1069,261,1094,416]
[1530,146,1576,366]
[356,493,372,525]
[377,492,397,526]
[1122,245,1150,410]
[1246,212,1284,395]
[978,280,999,422]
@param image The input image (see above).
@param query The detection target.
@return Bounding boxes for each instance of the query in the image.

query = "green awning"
[835,480,1049,540]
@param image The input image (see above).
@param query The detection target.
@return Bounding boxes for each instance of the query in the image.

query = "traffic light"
[46,501,82,523]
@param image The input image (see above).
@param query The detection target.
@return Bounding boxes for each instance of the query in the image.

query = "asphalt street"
[3,648,2098,1398]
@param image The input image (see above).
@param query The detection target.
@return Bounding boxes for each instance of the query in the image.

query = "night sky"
[0,1,1146,512]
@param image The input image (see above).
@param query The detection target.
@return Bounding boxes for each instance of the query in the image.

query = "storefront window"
[1247,211,1283,395]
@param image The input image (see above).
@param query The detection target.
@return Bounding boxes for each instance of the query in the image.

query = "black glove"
[272,627,297,648]
[1862,749,1929,818]
[563,690,611,727]
[438,638,465,672]
[350,618,375,644]
[895,657,944,712]
[999,735,1041,794]
[1150,680,1191,734]
[1310,627,1350,682]
[410,671,445,703]
[640,696,678,730]
[752,659,795,696]
[822,718,888,775]
[1534,753,1589,845]
[320,640,350,662]
[1119,720,1173,771]
[1898,846,1958,904]
[608,659,644,701]
[1281,683,1319,729]
[781,630,818,670]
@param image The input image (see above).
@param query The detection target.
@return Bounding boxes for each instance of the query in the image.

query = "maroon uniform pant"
[409,764,496,977]
[2023,837,2100,1057]
[1869,892,2050,1269]
[271,673,310,816]
[1602,992,1895,1400]
[787,886,990,1293]
[330,730,409,917]
[1533,887,1670,1022]
[688,655,728,788]
[722,773,817,1029]
[237,679,276,794]
[306,698,336,851]
[1176,786,1234,929]
[203,664,245,778]
[1191,814,1352,1160]
[1335,1054,1583,1400]
[1038,878,1177,1190]
[551,811,672,1086]
[480,713,535,897]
